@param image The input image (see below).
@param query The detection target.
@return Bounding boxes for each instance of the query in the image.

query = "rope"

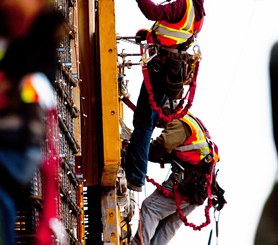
[146,176,174,198]
[142,61,199,124]
[146,158,215,231]
[121,96,137,111]
[120,62,199,123]
[173,180,213,231]
[35,109,59,245]
[119,37,200,124]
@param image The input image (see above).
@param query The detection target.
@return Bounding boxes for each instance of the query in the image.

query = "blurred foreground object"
[254,42,278,245]
[0,0,66,244]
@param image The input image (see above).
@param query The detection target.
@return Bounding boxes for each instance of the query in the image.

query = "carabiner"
[140,44,158,65]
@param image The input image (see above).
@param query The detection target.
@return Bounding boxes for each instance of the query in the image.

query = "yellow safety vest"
[174,113,211,165]
[149,0,195,46]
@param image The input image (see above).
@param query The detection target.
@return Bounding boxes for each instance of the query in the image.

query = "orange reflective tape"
[21,78,39,103]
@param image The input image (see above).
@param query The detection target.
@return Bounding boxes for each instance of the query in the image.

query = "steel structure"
[15,0,135,244]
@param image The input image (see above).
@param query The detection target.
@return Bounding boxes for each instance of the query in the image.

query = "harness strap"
[173,184,213,231]
[121,96,137,112]
[146,112,219,230]
[146,175,174,199]
[159,46,188,54]
[141,61,199,124]
[146,174,214,231]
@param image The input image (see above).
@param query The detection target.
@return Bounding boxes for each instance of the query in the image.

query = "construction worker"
[0,1,65,243]
[131,109,226,245]
[125,0,205,191]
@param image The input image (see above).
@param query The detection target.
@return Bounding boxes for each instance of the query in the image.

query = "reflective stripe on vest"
[175,141,208,152]
[174,113,210,165]
[151,0,195,45]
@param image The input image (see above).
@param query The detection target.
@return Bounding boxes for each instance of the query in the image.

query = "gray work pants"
[132,189,196,245]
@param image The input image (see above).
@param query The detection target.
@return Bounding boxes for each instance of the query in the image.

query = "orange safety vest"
[146,0,199,46]
[174,113,211,165]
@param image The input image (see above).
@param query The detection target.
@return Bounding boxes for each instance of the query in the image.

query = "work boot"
[127,180,142,192]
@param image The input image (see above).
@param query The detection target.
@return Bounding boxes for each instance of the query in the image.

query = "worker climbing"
[124,0,206,192]
[118,0,227,244]
[130,105,226,244]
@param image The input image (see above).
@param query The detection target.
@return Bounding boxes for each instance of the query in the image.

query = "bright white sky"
[115,0,278,244]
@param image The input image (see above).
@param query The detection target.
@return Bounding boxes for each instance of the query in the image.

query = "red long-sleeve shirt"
[136,0,204,23]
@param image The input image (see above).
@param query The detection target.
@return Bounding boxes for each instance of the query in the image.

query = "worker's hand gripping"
[135,29,148,43]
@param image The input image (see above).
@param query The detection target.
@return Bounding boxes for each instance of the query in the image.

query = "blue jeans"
[125,59,168,186]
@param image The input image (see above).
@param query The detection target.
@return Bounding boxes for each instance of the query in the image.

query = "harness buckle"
[204,154,213,163]
[191,44,202,68]
[172,159,185,171]
[140,44,158,65]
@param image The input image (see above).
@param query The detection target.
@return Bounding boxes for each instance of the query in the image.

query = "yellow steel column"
[98,0,120,187]
[98,0,121,244]
[102,189,120,245]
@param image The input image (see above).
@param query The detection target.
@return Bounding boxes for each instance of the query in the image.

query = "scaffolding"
[16,0,84,244]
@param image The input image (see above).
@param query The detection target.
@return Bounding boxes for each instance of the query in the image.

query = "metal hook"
[140,44,159,65]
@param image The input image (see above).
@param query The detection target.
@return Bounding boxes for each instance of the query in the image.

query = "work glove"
[212,181,227,211]
[213,193,227,211]
[135,29,148,43]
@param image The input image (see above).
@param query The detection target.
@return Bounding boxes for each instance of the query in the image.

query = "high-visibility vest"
[146,0,201,46]
[174,113,211,165]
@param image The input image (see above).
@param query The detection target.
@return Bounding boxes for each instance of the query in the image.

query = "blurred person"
[0,0,66,244]
[254,42,278,245]
[124,0,206,192]
[131,109,226,245]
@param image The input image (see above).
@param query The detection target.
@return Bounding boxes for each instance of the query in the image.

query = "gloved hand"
[135,29,148,43]
[213,193,227,211]
[212,181,227,211]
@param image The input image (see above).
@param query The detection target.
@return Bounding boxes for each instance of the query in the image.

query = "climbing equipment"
[117,35,202,124]
[146,114,224,231]
[140,42,201,123]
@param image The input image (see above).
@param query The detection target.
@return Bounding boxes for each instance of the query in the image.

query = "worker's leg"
[125,61,166,187]
[132,189,191,245]
[150,204,196,245]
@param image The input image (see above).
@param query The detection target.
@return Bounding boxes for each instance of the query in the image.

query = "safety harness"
[139,41,201,124]
[147,114,220,231]
[136,0,202,123]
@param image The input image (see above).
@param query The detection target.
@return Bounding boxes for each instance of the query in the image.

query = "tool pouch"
[177,161,226,208]
[177,161,211,205]
[162,53,196,100]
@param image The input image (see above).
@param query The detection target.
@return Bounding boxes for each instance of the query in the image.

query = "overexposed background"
[115,0,278,244]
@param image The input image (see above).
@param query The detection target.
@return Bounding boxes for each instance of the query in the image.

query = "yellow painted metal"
[98,0,121,187]
[102,189,120,245]
[98,1,126,244]
[78,181,85,244]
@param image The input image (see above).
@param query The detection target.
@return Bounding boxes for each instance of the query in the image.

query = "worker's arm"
[148,119,190,163]
[136,0,186,22]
